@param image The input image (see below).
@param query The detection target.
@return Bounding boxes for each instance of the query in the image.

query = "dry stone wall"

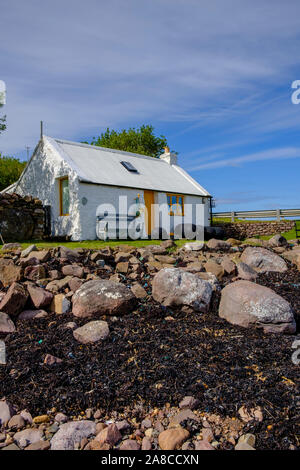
[0,193,46,242]
[218,220,295,240]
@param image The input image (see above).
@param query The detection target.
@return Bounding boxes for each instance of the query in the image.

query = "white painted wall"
[12,140,82,240]
[78,184,210,240]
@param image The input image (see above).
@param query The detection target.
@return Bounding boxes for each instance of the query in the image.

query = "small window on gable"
[59,177,70,216]
[167,193,184,216]
[120,161,138,172]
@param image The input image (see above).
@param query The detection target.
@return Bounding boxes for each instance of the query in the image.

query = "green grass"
[0,238,196,251]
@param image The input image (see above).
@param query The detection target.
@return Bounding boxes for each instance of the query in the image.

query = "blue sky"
[1,0,300,211]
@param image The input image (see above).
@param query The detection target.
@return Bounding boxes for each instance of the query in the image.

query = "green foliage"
[83,125,169,158]
[0,115,6,135]
[0,154,26,191]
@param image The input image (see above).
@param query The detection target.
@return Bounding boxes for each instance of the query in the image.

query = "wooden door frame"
[143,190,155,236]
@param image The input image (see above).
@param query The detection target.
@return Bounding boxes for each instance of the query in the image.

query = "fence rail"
[212,208,300,222]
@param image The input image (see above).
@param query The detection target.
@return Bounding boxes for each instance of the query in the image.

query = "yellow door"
[144,190,154,236]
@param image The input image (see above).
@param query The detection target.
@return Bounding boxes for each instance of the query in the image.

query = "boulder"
[207,239,231,251]
[73,321,109,344]
[21,245,38,258]
[268,234,288,248]
[197,272,220,292]
[46,276,73,293]
[179,396,199,410]
[72,280,137,318]
[183,262,204,273]
[152,268,212,312]
[194,440,215,450]
[131,283,148,299]
[282,250,300,269]
[50,420,96,450]
[219,280,296,334]
[116,262,129,274]
[158,428,189,450]
[204,260,225,280]
[182,242,204,251]
[18,309,48,320]
[0,312,16,334]
[14,428,43,448]
[94,423,121,447]
[221,257,236,274]
[240,247,287,273]
[237,262,257,281]
[22,250,50,263]
[27,284,53,309]
[24,265,46,281]
[68,277,83,292]
[59,246,80,262]
[0,399,15,426]
[0,259,22,287]
[1,243,21,251]
[62,264,84,278]
[119,439,141,450]
[226,238,242,246]
[8,414,25,430]
[0,282,28,316]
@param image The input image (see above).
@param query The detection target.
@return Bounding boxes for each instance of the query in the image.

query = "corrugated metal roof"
[46,136,211,197]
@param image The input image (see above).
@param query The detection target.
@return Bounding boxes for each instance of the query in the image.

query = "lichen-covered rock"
[219,280,296,334]
[152,268,213,312]
[72,280,137,318]
[240,247,287,273]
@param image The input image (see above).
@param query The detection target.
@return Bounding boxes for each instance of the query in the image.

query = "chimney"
[160,146,177,165]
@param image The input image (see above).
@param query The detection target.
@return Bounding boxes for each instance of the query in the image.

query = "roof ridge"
[48,136,164,162]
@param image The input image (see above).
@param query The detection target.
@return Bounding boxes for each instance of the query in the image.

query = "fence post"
[276,209,280,222]
[231,211,235,223]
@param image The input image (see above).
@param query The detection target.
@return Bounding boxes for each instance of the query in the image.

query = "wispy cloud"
[188,147,300,171]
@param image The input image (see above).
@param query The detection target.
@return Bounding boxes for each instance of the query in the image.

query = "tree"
[83,125,169,158]
[0,115,6,135]
[0,154,26,191]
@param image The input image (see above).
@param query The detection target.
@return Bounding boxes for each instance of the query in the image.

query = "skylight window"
[121,161,138,172]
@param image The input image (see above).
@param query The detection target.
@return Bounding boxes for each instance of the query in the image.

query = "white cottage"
[5,135,212,241]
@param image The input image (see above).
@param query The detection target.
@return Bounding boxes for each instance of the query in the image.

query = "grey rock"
[152,268,213,312]
[14,428,43,448]
[241,247,287,273]
[21,245,38,258]
[50,420,96,450]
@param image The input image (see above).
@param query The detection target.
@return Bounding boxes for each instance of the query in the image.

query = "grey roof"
[46,136,211,197]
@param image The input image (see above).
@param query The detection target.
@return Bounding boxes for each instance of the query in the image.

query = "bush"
[0,154,26,191]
